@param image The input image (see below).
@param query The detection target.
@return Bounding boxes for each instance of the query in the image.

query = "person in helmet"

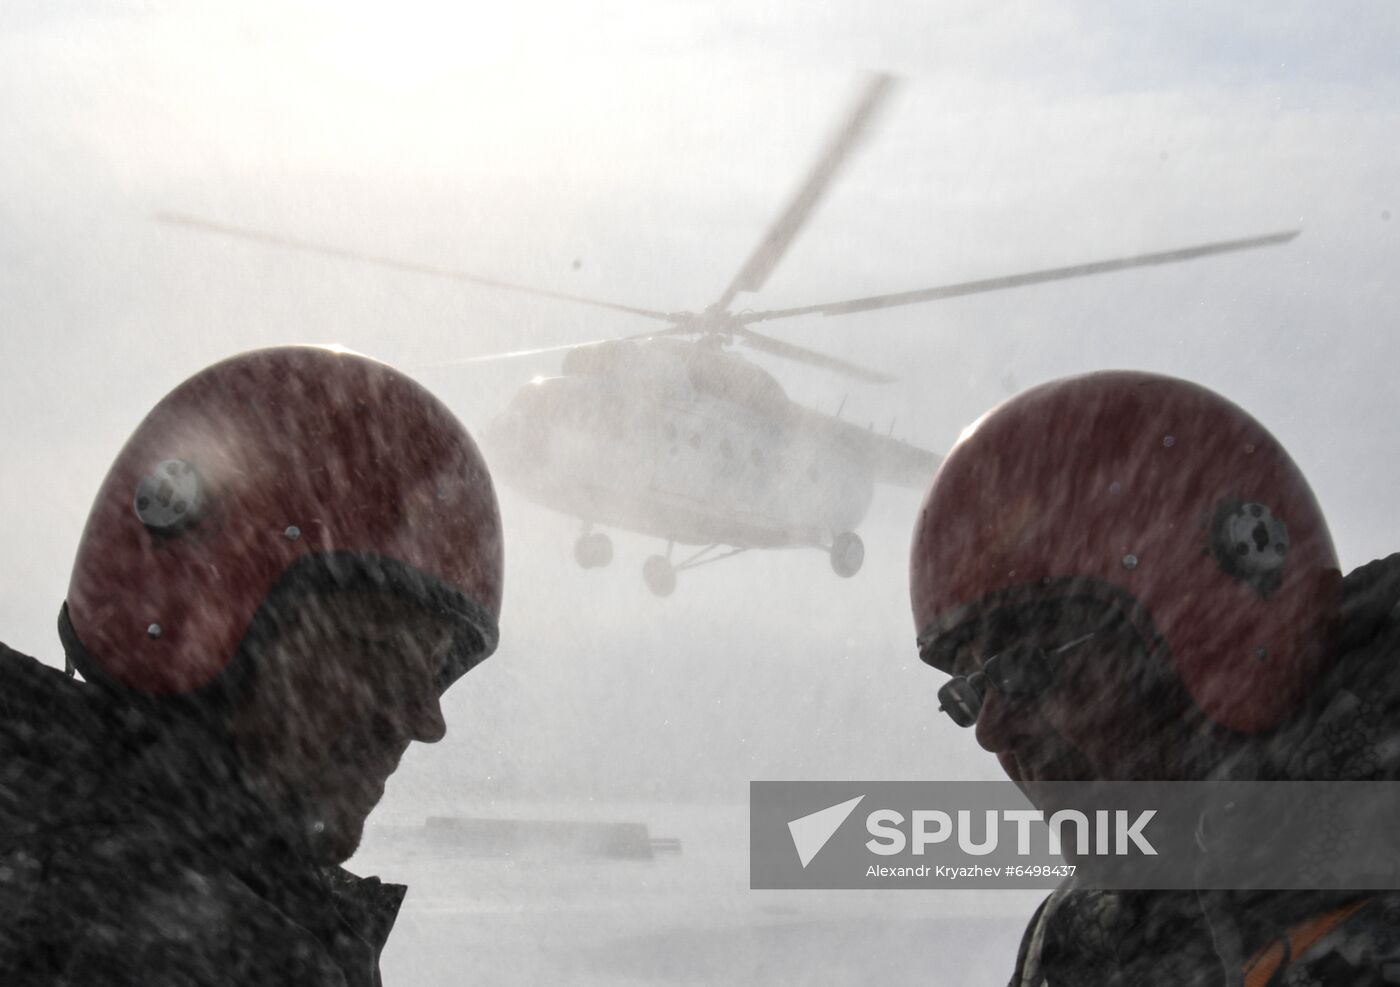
[910,371,1400,985]
[0,346,503,985]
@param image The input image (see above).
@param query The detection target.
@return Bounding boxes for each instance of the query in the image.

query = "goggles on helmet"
[936,632,1096,728]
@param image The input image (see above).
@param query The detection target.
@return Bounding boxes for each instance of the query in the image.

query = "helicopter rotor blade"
[154,212,680,323]
[416,327,691,369]
[737,327,896,384]
[741,229,1301,323]
[712,73,896,312]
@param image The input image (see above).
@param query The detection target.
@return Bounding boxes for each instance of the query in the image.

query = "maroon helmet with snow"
[64,345,503,697]
[910,371,1341,735]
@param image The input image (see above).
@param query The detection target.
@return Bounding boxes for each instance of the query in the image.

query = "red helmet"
[910,371,1340,734]
[64,346,503,697]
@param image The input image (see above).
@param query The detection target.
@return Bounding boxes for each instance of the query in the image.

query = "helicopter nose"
[484,405,545,481]
[482,412,523,471]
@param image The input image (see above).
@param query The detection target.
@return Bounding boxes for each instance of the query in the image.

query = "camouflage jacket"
[1010,554,1400,986]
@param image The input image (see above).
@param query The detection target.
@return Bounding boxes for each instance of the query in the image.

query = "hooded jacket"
[0,643,404,987]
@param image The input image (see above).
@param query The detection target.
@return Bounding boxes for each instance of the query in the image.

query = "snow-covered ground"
[356,801,1039,985]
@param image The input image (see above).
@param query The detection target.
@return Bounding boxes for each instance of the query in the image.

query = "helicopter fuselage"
[485,339,876,551]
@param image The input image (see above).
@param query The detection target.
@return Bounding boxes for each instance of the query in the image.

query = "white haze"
[2,2,1398,982]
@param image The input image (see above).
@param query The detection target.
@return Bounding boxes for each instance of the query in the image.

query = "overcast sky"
[3,4,1398,978]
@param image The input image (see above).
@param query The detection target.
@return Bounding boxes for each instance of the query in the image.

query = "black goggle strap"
[938,631,1098,727]
[987,631,1099,695]
[1048,631,1097,658]
[983,647,1045,695]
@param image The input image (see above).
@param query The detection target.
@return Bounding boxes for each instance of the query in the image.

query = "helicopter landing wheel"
[642,555,677,597]
[574,532,614,569]
[830,532,865,578]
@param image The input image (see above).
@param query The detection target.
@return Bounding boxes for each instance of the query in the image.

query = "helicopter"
[158,74,1298,596]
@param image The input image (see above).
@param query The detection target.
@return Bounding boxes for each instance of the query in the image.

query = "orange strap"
[1243,898,1373,987]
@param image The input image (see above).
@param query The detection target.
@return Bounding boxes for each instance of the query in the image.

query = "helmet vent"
[1210,499,1290,594]
[134,459,204,532]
